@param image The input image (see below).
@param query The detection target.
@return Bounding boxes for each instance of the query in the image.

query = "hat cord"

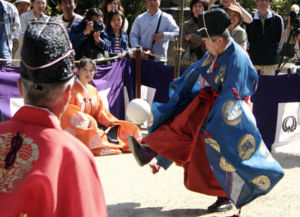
[21,49,75,71]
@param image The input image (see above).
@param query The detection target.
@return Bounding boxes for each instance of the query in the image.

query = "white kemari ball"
[126,98,151,125]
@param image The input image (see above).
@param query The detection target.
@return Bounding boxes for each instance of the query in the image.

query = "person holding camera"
[282,4,300,63]
[69,8,109,61]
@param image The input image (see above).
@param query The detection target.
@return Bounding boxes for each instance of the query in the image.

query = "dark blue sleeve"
[69,21,89,50]
[95,31,110,52]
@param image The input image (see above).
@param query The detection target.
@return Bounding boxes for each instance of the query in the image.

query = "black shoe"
[128,135,158,166]
[106,125,120,144]
[128,135,145,166]
[207,197,233,213]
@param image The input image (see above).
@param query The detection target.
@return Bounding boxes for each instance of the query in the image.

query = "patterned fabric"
[0,132,39,193]
[0,106,107,217]
[61,80,142,156]
[148,40,284,208]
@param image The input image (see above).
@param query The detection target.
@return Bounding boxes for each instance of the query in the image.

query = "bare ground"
[95,152,300,217]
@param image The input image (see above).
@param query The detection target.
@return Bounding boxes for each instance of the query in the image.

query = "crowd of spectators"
[0,0,300,73]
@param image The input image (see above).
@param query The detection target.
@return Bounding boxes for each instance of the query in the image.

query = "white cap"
[15,0,31,4]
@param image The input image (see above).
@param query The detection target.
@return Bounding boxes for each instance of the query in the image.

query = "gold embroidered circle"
[222,100,243,126]
[184,68,195,79]
[214,66,226,85]
[238,134,256,160]
[205,138,220,153]
[201,54,212,66]
[219,157,236,172]
[251,175,271,191]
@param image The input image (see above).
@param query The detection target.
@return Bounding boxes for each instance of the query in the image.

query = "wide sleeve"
[94,92,118,128]
[203,47,284,208]
[56,146,107,217]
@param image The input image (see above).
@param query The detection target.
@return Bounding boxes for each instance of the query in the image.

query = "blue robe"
[148,40,284,208]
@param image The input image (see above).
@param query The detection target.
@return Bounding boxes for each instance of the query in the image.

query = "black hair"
[85,8,103,21]
[190,0,208,18]
[102,0,124,27]
[77,58,96,71]
[102,0,124,15]
[105,9,125,31]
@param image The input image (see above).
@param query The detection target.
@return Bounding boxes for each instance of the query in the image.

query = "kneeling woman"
[61,58,142,156]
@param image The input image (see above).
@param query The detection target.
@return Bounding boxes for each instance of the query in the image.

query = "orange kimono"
[61,79,142,156]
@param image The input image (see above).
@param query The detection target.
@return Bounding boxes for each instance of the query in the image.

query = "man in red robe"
[0,21,107,217]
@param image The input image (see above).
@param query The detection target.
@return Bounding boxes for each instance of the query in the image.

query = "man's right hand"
[84,21,94,35]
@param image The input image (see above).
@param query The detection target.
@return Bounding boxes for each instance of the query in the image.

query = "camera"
[277,4,300,68]
[93,20,104,32]
[290,5,300,29]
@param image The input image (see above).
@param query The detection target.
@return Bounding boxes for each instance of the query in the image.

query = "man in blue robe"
[128,9,284,214]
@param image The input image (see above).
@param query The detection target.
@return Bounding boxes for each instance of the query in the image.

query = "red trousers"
[145,90,226,196]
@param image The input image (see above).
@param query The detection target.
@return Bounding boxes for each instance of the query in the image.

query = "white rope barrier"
[1,54,299,71]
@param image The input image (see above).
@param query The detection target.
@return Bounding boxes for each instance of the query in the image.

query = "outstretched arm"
[231,0,253,24]
[208,0,218,10]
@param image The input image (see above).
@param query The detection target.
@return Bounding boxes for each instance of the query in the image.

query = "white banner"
[10,98,24,117]
[272,102,300,154]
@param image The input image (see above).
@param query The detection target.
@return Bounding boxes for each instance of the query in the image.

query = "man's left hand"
[93,32,100,44]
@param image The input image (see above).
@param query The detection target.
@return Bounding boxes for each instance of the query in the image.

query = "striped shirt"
[114,36,122,54]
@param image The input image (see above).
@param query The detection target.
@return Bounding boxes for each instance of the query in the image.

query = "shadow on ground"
[273,153,300,169]
[107,202,213,217]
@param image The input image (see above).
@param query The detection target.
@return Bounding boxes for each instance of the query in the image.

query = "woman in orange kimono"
[61,58,142,156]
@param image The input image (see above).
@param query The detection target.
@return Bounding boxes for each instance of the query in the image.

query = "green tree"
[121,0,146,30]
[7,0,300,24]
[240,0,300,18]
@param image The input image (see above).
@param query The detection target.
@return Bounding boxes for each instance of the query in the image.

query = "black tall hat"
[196,8,232,38]
[20,20,75,83]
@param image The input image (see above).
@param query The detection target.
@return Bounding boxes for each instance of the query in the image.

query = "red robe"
[0,106,107,217]
[145,90,226,197]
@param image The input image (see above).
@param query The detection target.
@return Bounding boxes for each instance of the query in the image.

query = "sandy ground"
[95,152,300,217]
